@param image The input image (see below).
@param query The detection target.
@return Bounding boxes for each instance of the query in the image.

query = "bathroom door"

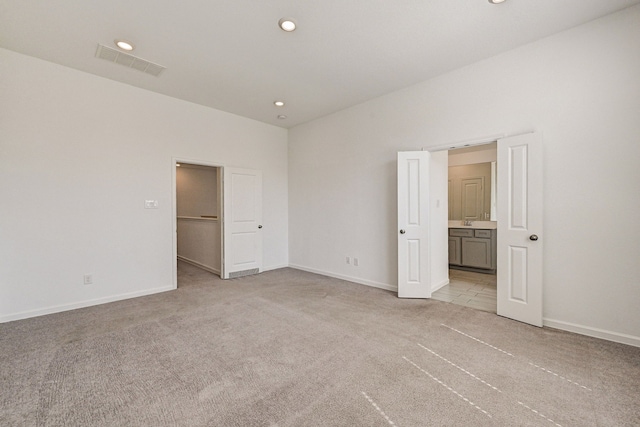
[222,167,263,279]
[397,151,431,298]
[496,132,543,326]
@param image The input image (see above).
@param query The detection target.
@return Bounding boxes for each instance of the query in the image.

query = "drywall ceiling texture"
[288,6,640,345]
[0,48,289,322]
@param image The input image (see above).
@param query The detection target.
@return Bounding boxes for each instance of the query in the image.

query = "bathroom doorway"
[433,143,498,312]
[432,269,497,313]
[399,132,543,325]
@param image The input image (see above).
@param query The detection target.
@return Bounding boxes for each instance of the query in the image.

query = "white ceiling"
[2,0,639,128]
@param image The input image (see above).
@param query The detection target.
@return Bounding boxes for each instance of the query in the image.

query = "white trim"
[176,259,287,276]
[289,264,397,292]
[543,318,640,348]
[0,285,175,324]
[263,264,289,272]
[177,255,220,275]
[177,216,219,222]
[427,133,506,153]
[431,278,450,293]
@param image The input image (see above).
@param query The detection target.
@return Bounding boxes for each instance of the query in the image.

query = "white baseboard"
[0,285,175,324]
[263,264,289,272]
[289,264,397,292]
[177,255,220,275]
[289,266,640,348]
[431,278,450,293]
[543,318,640,348]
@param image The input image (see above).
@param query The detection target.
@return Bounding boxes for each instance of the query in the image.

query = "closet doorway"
[175,162,222,281]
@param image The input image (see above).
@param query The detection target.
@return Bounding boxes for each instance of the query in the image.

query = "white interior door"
[497,132,543,326]
[397,151,431,298]
[222,167,263,279]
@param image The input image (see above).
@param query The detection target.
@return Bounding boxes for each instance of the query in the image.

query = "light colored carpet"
[1,261,639,426]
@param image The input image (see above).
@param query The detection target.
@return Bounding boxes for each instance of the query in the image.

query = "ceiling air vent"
[95,44,165,77]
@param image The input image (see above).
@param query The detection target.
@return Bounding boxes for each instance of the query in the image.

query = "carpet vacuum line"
[402,356,493,419]
[361,391,398,426]
[439,323,593,392]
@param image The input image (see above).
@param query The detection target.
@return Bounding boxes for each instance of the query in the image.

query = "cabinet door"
[448,237,462,265]
[461,237,492,269]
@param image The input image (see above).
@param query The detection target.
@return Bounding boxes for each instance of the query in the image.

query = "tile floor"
[432,268,497,313]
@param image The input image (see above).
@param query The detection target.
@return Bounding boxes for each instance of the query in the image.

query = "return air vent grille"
[95,44,165,77]
[229,268,260,279]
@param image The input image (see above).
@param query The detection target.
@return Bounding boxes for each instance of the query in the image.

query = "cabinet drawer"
[449,228,474,237]
[474,229,492,238]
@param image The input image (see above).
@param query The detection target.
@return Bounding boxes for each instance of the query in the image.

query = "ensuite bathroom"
[432,143,498,312]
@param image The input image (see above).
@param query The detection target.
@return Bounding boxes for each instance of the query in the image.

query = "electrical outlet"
[83,274,93,285]
[354,258,359,267]
[346,256,351,265]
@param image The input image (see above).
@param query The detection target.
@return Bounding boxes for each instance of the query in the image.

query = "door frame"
[171,157,225,289]
[427,134,503,293]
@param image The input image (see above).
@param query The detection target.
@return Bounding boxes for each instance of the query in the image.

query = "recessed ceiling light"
[274,101,285,107]
[176,163,181,167]
[488,0,507,3]
[115,39,135,51]
[278,18,296,32]
[277,115,287,120]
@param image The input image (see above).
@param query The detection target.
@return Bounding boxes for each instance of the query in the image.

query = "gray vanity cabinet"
[449,228,496,272]
[461,237,492,269]
[448,236,462,265]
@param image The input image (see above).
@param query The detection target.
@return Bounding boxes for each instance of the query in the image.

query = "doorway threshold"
[432,269,497,313]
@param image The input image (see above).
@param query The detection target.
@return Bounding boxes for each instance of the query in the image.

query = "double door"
[398,132,544,327]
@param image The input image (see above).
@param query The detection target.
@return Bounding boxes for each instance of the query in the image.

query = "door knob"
[400,229,406,234]
[258,225,263,229]
[529,234,538,241]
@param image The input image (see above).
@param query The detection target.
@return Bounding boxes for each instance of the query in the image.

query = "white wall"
[0,48,288,322]
[176,165,218,217]
[429,151,449,292]
[448,143,497,167]
[289,6,640,344]
[177,218,221,273]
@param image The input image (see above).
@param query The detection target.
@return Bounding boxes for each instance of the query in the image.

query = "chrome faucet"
[463,220,473,226]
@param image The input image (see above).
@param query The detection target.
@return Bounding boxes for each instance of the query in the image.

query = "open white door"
[497,132,543,326]
[222,167,263,279]
[397,151,431,298]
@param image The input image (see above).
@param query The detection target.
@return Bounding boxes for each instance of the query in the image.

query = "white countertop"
[448,220,497,230]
